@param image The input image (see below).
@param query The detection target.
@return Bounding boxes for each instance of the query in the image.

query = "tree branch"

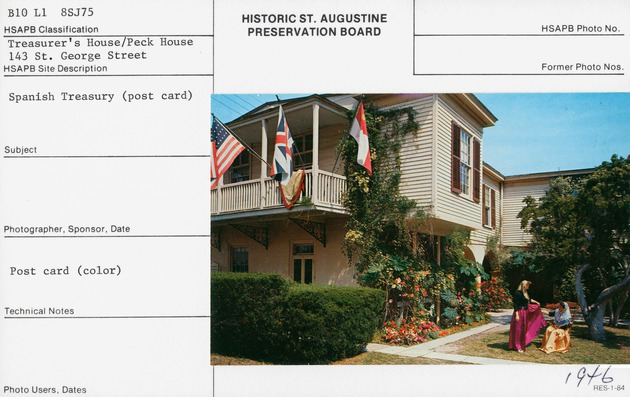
[593,273,630,307]
[575,262,591,317]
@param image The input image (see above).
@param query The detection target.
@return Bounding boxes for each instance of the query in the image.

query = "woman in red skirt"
[509,280,547,352]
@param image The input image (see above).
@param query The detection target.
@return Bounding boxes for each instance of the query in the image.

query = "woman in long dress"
[539,301,572,354]
[508,280,547,352]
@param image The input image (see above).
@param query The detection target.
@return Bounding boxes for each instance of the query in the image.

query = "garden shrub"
[211,272,289,358]
[277,284,385,364]
[211,273,384,364]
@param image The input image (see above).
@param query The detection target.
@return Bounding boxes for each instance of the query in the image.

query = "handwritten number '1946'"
[565,365,613,387]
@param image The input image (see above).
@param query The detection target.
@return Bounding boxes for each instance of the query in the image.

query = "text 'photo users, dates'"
[4,385,87,395]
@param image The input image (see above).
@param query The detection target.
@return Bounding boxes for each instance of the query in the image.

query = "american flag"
[211,117,245,189]
[271,105,294,186]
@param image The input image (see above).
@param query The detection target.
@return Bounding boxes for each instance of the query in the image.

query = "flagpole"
[212,114,272,169]
[273,98,307,171]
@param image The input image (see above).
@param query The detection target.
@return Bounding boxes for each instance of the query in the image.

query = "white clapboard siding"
[433,95,486,229]
[501,168,594,248]
[501,179,550,247]
[397,96,436,207]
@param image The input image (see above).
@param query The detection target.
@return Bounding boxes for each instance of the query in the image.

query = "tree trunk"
[586,302,607,341]
[607,300,615,327]
[612,289,628,328]
[575,262,592,318]
[576,261,630,341]
[612,259,630,327]
[596,267,616,326]
[576,262,607,341]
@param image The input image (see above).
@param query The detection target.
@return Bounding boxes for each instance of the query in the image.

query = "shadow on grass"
[484,325,630,355]
[569,325,630,350]
[488,342,511,351]
[486,330,512,351]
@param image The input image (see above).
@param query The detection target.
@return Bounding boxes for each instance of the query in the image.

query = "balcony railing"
[211,170,346,215]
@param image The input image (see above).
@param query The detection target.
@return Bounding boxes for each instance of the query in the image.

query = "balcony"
[211,169,347,219]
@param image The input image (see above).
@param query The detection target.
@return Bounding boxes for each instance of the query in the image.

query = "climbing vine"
[339,102,427,322]
[340,102,421,278]
[339,101,488,327]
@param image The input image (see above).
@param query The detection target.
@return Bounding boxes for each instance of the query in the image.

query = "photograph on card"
[209,93,630,366]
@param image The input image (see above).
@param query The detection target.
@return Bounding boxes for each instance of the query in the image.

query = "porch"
[212,95,353,219]
[211,169,347,216]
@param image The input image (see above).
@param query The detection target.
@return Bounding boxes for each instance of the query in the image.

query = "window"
[293,134,313,168]
[228,151,250,183]
[451,122,480,202]
[292,243,314,284]
[460,130,471,195]
[482,185,496,228]
[231,247,248,272]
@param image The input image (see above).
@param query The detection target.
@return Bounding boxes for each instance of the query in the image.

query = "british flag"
[271,105,294,186]
[210,117,245,189]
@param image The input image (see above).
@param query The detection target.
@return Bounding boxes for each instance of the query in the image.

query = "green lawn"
[211,351,470,366]
[211,323,630,366]
[211,353,274,366]
[333,352,470,365]
[444,324,630,364]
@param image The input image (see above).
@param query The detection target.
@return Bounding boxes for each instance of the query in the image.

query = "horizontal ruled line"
[5,315,210,319]
[5,235,211,239]
[4,155,211,159]
[4,74,213,78]
[4,34,213,38]
[415,33,625,37]
[413,73,625,76]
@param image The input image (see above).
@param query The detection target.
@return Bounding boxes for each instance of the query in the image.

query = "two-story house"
[211,93,504,285]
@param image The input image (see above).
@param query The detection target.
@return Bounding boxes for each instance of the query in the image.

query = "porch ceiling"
[226,100,350,143]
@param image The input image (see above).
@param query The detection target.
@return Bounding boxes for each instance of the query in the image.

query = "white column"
[260,119,268,209]
[312,104,320,205]
[217,174,223,214]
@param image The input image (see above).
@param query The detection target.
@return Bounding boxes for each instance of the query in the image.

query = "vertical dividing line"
[413,0,416,75]
[212,0,216,92]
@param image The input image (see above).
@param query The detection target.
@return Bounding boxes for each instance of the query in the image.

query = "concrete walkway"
[366,309,544,365]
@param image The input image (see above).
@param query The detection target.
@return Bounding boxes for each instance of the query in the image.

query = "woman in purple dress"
[508,280,547,352]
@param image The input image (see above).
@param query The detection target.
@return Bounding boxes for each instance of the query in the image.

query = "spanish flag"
[349,101,372,175]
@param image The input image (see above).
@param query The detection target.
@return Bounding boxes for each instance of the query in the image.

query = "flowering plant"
[480,278,513,311]
[382,317,440,345]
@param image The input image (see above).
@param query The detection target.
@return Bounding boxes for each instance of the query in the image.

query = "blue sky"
[475,93,629,176]
[212,93,630,176]
[212,94,305,122]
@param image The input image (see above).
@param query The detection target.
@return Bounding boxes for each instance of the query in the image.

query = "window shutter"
[451,122,461,193]
[481,187,488,226]
[491,189,496,228]
[473,138,481,202]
